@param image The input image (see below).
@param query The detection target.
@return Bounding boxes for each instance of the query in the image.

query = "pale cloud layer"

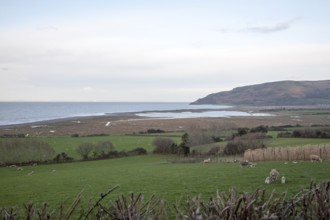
[0,1,330,102]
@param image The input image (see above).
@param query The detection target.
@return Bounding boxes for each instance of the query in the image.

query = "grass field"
[1,154,329,214]
[32,131,330,159]
[36,134,181,159]
[1,130,330,217]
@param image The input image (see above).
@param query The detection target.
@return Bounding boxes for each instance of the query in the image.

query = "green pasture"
[37,134,181,159]
[1,155,329,215]
[3,131,327,161]
[267,137,330,147]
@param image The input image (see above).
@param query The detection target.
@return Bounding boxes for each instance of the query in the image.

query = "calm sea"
[0,102,230,126]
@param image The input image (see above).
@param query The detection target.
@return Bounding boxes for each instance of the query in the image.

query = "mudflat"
[1,106,330,137]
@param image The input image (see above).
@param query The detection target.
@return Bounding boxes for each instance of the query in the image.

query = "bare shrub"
[207,146,221,156]
[76,142,94,160]
[0,138,55,164]
[92,141,114,158]
[152,137,178,154]
[187,130,214,146]
[224,133,267,155]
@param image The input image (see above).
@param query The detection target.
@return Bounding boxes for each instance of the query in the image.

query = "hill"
[192,80,330,106]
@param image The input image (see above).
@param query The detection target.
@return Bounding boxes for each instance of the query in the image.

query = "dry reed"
[244,144,330,162]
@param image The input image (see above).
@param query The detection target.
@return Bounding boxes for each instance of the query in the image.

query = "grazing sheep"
[203,158,211,164]
[27,171,34,176]
[310,154,322,162]
[32,163,38,166]
[269,169,280,182]
[240,160,256,168]
[9,164,17,168]
[240,160,250,167]
[17,167,23,171]
[265,176,270,184]
[281,176,286,184]
[249,162,256,168]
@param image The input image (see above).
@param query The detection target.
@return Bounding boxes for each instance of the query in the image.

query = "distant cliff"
[192,80,330,106]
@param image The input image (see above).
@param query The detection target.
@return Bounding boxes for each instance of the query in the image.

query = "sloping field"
[1,155,329,214]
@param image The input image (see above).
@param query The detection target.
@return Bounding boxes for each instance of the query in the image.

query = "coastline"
[1,105,329,137]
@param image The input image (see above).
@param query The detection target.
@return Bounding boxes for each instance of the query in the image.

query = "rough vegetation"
[0,139,55,165]
[278,127,330,138]
[244,144,330,162]
[1,180,329,219]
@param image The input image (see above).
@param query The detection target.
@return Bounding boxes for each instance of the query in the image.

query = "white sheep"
[203,158,211,164]
[269,169,280,182]
[310,154,322,162]
[27,171,34,175]
[17,167,23,171]
[281,176,286,184]
[265,176,270,184]
[249,162,256,168]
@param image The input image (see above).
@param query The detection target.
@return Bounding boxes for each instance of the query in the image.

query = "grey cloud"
[218,19,296,34]
[245,21,291,33]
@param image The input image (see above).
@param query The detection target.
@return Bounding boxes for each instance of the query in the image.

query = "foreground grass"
[1,155,329,215]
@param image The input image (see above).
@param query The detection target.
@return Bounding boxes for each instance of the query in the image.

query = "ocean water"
[0,102,229,126]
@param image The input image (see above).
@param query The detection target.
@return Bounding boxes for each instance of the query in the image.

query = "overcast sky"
[1,0,330,102]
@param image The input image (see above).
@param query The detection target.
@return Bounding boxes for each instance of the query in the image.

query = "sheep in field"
[281,176,286,184]
[265,176,270,184]
[240,160,250,167]
[310,154,322,162]
[203,158,211,164]
[269,169,280,182]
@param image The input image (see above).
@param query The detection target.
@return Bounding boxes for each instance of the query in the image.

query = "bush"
[277,131,293,138]
[0,133,26,138]
[92,141,114,159]
[250,125,268,133]
[147,128,165,134]
[152,137,178,154]
[223,133,267,155]
[53,152,73,163]
[76,143,94,160]
[278,128,330,138]
[207,146,221,155]
[186,130,214,146]
[211,136,222,142]
[0,138,55,164]
[127,147,147,156]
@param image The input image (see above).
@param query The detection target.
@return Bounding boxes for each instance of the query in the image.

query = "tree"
[180,133,190,156]
[93,141,114,158]
[76,142,94,160]
[152,137,178,154]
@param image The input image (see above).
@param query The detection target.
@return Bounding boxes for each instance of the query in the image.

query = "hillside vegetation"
[192,80,330,105]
